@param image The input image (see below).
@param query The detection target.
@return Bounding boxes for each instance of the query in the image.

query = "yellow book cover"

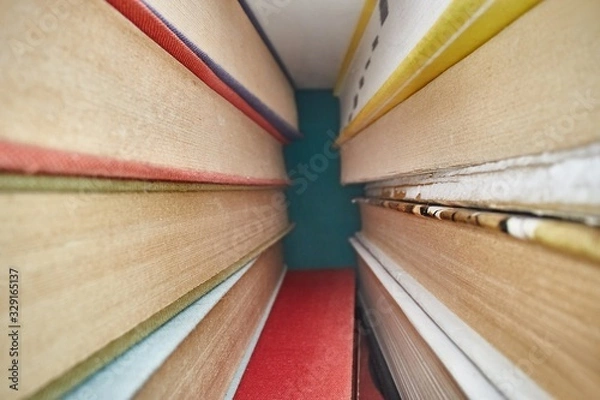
[336,0,541,144]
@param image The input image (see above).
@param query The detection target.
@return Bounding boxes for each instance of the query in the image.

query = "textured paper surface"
[65,261,254,400]
[337,0,539,142]
[354,235,548,399]
[365,143,600,223]
[360,203,600,398]
[133,0,300,140]
[341,0,600,182]
[357,265,467,399]
[135,242,285,399]
[0,174,284,192]
[0,0,287,182]
[355,198,600,263]
[0,189,289,398]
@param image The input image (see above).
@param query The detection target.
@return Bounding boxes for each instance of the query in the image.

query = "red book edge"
[235,269,356,400]
[106,0,290,144]
[0,140,289,186]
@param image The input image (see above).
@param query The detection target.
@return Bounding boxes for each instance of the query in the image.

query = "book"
[353,237,549,399]
[111,0,300,141]
[142,0,297,130]
[355,316,392,400]
[357,201,600,398]
[234,269,355,400]
[364,143,600,223]
[0,183,290,398]
[3,0,598,398]
[335,0,539,142]
[0,0,287,184]
[66,242,284,399]
[136,242,284,399]
[356,242,496,399]
[340,0,600,184]
[356,197,600,263]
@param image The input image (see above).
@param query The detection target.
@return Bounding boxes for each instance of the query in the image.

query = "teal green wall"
[283,90,363,269]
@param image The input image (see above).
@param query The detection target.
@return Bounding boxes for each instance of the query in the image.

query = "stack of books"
[0,0,339,398]
[338,0,600,398]
[2,0,599,398]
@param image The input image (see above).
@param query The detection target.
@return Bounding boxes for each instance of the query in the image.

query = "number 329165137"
[8,269,19,324]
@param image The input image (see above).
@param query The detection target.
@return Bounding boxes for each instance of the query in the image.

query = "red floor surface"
[235,269,356,400]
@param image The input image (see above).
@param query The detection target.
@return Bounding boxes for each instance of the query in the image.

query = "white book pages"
[354,234,550,399]
[65,259,284,400]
